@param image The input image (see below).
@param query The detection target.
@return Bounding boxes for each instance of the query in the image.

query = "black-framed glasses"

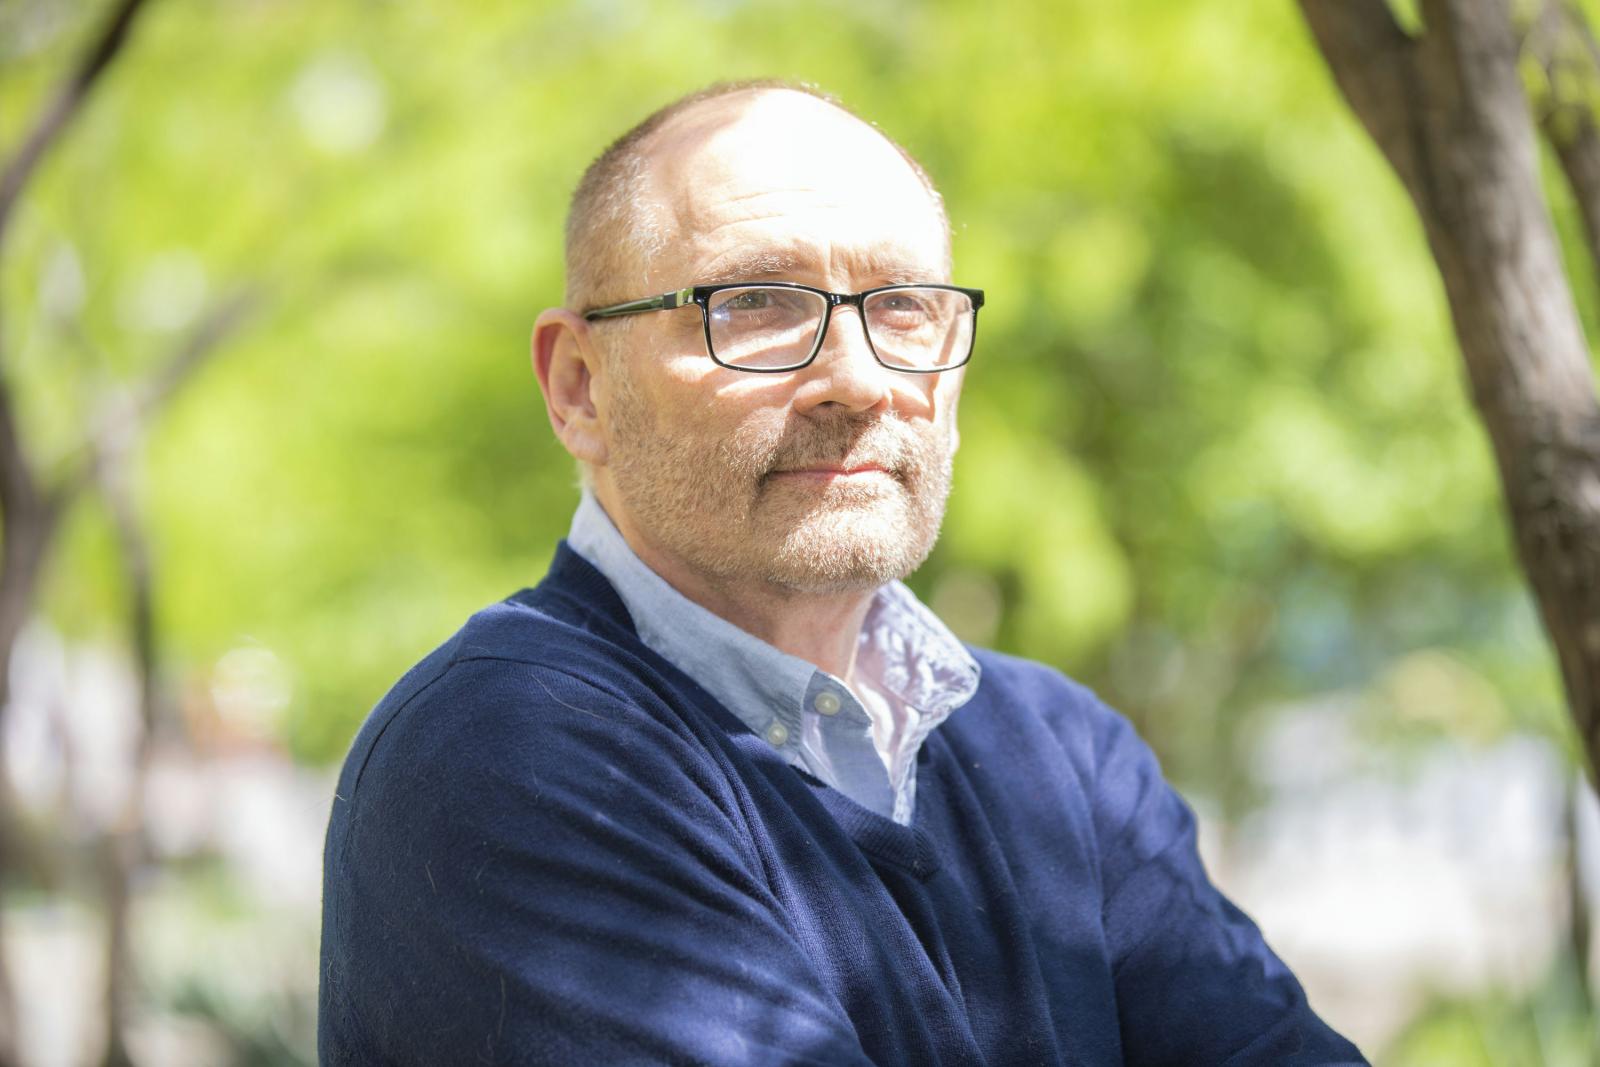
[583,281,984,373]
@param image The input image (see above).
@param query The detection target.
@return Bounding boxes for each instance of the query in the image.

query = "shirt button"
[813,691,842,716]
[765,721,790,747]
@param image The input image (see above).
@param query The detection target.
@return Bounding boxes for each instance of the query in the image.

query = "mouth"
[768,464,893,483]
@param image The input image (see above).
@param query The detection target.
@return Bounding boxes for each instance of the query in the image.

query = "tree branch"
[1528,1,1600,300]
[1298,0,1425,194]
[52,289,258,507]
[0,0,158,538]
[0,372,40,530]
[0,0,154,259]
[130,288,257,424]
[93,406,156,1067]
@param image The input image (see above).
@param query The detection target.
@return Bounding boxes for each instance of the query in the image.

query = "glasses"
[583,281,984,373]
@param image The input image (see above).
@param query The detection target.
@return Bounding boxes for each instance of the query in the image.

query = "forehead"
[641,91,949,284]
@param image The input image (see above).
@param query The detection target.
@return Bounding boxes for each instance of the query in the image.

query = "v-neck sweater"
[318,544,1367,1066]
[564,488,980,826]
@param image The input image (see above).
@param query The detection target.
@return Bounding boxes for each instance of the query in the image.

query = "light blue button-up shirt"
[566,489,981,825]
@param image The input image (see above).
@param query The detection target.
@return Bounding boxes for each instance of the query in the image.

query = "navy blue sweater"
[318,544,1366,1065]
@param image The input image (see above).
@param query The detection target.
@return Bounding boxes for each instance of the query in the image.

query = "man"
[318,80,1367,1065]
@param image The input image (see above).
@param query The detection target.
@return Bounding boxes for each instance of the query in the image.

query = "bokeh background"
[4,0,1596,1063]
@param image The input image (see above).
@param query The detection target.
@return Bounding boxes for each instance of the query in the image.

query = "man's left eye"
[876,294,932,317]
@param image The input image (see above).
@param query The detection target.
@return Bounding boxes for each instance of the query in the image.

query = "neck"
[601,498,874,682]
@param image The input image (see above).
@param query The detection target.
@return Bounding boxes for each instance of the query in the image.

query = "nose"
[792,304,893,415]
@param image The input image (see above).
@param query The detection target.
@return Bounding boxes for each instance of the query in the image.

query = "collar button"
[813,691,842,716]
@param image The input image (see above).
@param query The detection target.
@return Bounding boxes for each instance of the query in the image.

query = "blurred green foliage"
[0,0,1567,790]
[5,0,1593,1061]
[1385,948,1599,1066]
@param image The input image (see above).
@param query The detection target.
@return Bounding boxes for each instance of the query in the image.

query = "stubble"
[603,371,954,596]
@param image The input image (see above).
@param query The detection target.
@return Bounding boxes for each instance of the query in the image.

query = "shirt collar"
[565,488,979,735]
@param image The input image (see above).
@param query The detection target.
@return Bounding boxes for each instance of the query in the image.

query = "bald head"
[563,81,950,312]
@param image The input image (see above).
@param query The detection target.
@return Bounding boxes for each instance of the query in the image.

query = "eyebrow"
[697,250,804,286]
[694,247,933,288]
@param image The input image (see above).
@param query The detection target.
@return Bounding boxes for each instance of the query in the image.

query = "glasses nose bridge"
[816,290,874,356]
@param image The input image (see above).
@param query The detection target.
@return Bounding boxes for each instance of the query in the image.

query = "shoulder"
[329,591,697,814]
[320,592,757,922]
[318,597,775,1062]
[961,646,1140,779]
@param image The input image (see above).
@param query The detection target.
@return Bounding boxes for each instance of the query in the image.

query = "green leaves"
[9,0,1556,773]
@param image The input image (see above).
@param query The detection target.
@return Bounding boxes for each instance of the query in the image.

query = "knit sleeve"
[318,656,875,1067]
[1086,695,1369,1067]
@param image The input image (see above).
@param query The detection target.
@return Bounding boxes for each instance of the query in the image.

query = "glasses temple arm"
[582,288,696,321]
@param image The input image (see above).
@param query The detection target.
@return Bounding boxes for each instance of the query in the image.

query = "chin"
[761,504,940,594]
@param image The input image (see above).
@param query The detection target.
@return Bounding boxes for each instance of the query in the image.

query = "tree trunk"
[1299,0,1600,776]
[0,492,63,1067]
[95,436,156,1067]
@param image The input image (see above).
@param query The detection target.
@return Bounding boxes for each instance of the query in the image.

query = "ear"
[531,308,609,467]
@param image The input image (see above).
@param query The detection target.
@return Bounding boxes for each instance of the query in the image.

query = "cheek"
[930,379,963,437]
[632,381,773,469]
[884,388,952,460]
[720,405,790,468]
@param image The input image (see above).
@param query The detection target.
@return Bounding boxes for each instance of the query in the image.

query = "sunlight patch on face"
[766,489,934,595]
[597,89,961,596]
[603,366,955,596]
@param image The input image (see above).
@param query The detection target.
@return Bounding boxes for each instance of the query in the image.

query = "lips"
[758,416,918,487]
[772,464,890,477]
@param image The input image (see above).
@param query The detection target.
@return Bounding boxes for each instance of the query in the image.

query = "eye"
[709,287,815,323]
[869,290,938,331]
[723,290,772,311]
[879,293,928,313]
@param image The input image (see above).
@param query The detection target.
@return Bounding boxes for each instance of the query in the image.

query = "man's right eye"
[723,290,773,311]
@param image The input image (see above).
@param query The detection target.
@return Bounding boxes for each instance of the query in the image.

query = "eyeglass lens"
[705,287,974,371]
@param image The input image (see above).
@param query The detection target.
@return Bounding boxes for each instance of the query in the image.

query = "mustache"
[758,413,919,477]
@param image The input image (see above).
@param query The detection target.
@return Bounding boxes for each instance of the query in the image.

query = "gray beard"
[603,382,954,597]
